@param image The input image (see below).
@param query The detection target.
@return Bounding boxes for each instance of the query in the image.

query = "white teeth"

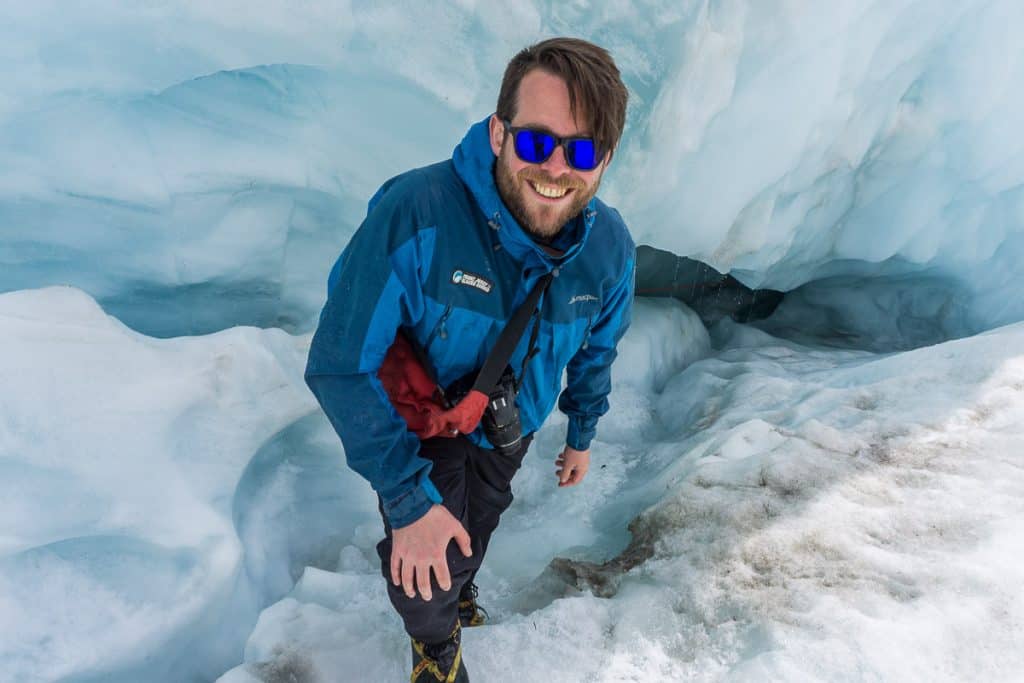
[529,181,568,199]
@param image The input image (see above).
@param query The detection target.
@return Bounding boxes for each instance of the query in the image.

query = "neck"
[529,228,566,256]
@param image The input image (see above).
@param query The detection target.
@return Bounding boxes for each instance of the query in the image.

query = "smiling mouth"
[527,180,572,200]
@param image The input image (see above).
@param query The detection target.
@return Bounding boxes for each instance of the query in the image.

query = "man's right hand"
[390,503,472,601]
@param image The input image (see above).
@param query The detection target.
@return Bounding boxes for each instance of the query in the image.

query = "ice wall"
[3,1,1021,337]
[612,0,1024,334]
[0,287,316,681]
[4,4,1024,681]
[0,62,465,336]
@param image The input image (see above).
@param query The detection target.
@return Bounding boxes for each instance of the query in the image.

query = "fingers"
[555,456,572,485]
[393,539,467,600]
[391,549,401,587]
[453,524,473,558]
[397,557,445,601]
[416,562,433,602]
[557,456,573,483]
[563,466,586,486]
[391,508,475,601]
[434,556,452,593]
[556,453,589,487]
[401,558,416,599]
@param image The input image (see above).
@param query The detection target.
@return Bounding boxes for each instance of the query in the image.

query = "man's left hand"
[556,446,590,487]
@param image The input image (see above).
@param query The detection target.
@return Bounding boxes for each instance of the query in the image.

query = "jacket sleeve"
[558,250,636,451]
[304,181,443,529]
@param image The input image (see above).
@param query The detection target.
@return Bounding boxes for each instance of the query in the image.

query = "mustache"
[517,169,585,190]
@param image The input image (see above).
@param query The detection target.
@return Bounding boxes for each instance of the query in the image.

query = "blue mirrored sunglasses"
[502,119,603,171]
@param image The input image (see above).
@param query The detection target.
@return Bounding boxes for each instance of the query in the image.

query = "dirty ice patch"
[561,318,1024,681]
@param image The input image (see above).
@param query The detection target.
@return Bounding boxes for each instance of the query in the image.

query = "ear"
[488,114,505,157]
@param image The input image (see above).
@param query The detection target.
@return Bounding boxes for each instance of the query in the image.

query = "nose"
[539,144,571,176]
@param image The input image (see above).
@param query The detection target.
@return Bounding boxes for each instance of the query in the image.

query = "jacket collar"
[452,117,596,269]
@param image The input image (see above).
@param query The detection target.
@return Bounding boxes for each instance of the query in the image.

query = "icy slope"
[0,287,316,682]
[3,291,1022,682]
[221,306,1024,683]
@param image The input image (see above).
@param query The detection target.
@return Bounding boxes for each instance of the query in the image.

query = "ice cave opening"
[638,244,974,353]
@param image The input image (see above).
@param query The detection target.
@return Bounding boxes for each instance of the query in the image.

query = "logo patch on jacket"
[452,269,493,294]
[569,294,600,305]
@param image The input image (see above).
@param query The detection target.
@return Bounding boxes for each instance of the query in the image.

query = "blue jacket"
[305,118,635,528]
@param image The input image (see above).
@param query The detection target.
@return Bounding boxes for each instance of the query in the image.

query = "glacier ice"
[611,0,1024,334]
[0,287,317,681]
[3,0,1023,341]
[0,63,467,337]
[3,1,1024,682]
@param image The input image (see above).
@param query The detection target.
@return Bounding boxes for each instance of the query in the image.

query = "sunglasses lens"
[567,139,599,170]
[513,129,556,163]
[509,125,601,170]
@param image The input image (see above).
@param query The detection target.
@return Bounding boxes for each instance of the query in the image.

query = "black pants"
[376,434,532,644]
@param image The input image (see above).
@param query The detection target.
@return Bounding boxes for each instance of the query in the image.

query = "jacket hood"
[452,116,595,268]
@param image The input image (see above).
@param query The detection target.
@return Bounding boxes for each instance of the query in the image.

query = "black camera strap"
[402,272,554,407]
[471,272,553,397]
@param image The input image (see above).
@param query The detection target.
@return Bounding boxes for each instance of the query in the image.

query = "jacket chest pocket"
[424,303,453,353]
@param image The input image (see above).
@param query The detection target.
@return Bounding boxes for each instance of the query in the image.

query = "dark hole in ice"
[636,244,974,352]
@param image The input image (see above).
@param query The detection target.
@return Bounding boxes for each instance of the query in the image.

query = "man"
[306,37,633,682]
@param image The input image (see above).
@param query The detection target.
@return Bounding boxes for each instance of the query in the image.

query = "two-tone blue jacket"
[305,118,635,529]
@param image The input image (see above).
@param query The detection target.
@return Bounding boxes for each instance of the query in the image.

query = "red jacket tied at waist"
[377,333,489,439]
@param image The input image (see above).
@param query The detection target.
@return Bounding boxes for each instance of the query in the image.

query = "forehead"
[513,68,589,137]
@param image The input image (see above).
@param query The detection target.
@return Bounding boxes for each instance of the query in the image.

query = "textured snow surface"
[3,2,1024,681]
[218,304,1024,682]
[0,287,315,682]
[4,289,1024,682]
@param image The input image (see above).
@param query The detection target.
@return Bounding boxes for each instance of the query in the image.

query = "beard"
[494,148,601,241]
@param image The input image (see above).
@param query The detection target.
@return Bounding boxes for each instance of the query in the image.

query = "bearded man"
[306,37,634,682]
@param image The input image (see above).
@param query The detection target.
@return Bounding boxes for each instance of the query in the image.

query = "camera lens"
[482,367,522,455]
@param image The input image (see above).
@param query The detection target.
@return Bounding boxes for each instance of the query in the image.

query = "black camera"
[480,366,523,456]
[446,365,523,456]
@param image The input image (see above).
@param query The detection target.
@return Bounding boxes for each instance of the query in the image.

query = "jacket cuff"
[566,416,596,451]
[383,477,443,529]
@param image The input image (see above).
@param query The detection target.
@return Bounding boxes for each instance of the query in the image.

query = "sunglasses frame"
[501,119,604,172]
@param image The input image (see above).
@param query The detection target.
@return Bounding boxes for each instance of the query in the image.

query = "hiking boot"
[458,582,489,628]
[411,622,469,683]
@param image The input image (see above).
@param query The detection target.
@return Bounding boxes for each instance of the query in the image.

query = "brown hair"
[496,37,628,156]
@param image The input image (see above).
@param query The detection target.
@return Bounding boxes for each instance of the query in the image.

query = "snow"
[2,1,1024,681]
[0,287,315,681]
[217,307,1024,682]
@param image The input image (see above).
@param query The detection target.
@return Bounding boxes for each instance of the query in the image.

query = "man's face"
[489,69,610,240]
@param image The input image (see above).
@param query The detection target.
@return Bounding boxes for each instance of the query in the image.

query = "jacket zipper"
[424,303,453,351]
[581,314,594,351]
